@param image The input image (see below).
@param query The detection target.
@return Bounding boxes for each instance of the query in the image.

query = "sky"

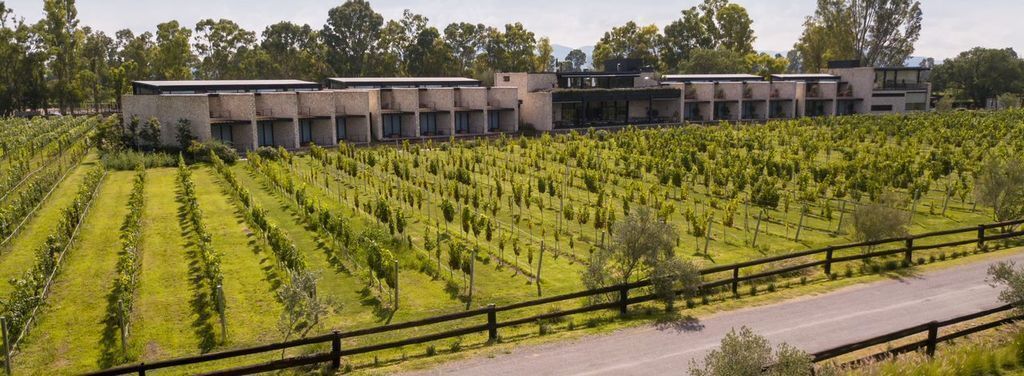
[3,0,1022,61]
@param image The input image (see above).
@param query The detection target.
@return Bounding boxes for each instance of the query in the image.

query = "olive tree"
[988,261,1024,311]
[689,326,812,376]
[975,156,1024,223]
[852,192,910,242]
[581,207,701,309]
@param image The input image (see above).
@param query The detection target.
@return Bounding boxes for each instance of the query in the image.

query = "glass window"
[336,117,347,141]
[212,124,233,144]
[455,112,470,133]
[300,119,313,144]
[383,114,402,138]
[258,121,274,147]
[420,113,438,135]
[488,111,500,131]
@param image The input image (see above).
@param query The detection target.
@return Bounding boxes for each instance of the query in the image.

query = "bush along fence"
[82,217,1024,376]
[811,303,1021,368]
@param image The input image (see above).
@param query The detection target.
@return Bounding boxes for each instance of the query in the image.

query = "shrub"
[425,345,437,356]
[187,140,238,164]
[101,150,176,170]
[449,338,462,353]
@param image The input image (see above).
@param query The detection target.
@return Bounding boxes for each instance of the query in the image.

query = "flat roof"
[132,80,321,94]
[327,77,481,88]
[771,74,841,81]
[556,71,643,78]
[661,74,764,82]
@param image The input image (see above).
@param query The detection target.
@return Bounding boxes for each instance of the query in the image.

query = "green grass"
[191,166,282,346]
[12,170,132,374]
[0,154,97,297]
[130,167,198,360]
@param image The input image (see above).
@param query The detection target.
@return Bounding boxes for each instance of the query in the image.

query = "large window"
[871,104,894,112]
[684,103,701,121]
[558,103,580,127]
[455,112,470,134]
[336,117,347,141]
[212,124,233,144]
[300,119,313,144]
[420,112,438,135]
[585,100,627,124]
[383,114,402,138]
[488,111,500,132]
[257,121,274,147]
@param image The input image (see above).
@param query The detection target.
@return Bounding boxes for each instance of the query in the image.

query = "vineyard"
[0,110,1022,374]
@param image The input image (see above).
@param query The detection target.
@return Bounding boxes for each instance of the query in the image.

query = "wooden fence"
[81,218,1024,376]
[812,303,1021,367]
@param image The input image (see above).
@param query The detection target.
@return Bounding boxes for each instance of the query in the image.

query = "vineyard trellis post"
[704,214,713,257]
[216,284,227,344]
[836,200,847,234]
[536,241,544,297]
[394,262,400,312]
[118,300,128,354]
[2,316,10,376]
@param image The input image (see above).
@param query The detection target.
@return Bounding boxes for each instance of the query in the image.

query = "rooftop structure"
[326,77,481,89]
[131,80,321,95]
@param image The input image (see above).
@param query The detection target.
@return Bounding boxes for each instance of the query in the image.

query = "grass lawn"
[12,170,132,374]
[0,154,97,297]
[191,166,282,346]
[227,163,378,330]
[130,167,197,361]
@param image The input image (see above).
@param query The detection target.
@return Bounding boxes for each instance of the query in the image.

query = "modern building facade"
[499,59,931,131]
[122,79,519,151]
[121,61,931,151]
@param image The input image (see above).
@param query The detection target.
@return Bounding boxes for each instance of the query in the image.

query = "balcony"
[715,88,726,100]
[684,88,697,100]
[806,85,821,99]
[876,81,929,91]
[743,86,754,99]
[770,89,780,99]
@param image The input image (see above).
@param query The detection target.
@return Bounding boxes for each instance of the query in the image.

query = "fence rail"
[83,218,1024,376]
[811,303,1021,368]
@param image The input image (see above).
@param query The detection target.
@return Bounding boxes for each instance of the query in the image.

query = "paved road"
[408,251,1024,376]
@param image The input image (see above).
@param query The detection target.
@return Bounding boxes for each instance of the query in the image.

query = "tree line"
[0,0,948,115]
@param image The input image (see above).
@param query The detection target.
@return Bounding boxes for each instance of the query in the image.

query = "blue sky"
[3,0,1021,61]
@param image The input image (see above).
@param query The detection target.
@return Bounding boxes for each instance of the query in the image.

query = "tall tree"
[152,20,194,80]
[42,0,80,113]
[679,48,747,74]
[481,23,536,73]
[406,26,451,76]
[931,48,1024,107]
[560,49,587,72]
[660,0,754,72]
[591,21,661,70]
[322,0,383,76]
[260,22,329,80]
[715,3,755,55]
[80,26,113,111]
[534,37,554,72]
[745,53,789,78]
[193,18,257,79]
[795,0,922,69]
[443,22,484,77]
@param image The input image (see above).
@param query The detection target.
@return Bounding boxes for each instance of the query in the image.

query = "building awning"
[133,80,320,95]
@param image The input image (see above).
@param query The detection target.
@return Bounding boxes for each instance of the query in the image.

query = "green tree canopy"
[795,0,922,71]
[591,21,662,70]
[322,0,383,76]
[931,47,1024,107]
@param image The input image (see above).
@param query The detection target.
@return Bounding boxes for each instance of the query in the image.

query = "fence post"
[823,246,834,276]
[487,304,498,342]
[731,267,740,295]
[618,285,629,316]
[904,237,914,265]
[1,316,11,376]
[926,321,939,357]
[330,330,341,369]
[977,225,987,250]
[138,362,146,376]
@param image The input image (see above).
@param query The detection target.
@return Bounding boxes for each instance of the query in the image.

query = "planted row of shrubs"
[175,155,226,352]
[0,133,91,244]
[0,166,105,354]
[99,168,146,366]
[208,151,306,274]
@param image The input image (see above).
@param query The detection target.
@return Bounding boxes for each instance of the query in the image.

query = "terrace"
[550,87,682,128]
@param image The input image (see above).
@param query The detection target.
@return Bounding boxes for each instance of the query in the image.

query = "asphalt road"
[407,250,1024,376]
